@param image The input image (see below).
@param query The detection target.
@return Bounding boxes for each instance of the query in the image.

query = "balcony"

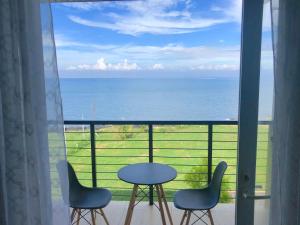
[64,120,270,225]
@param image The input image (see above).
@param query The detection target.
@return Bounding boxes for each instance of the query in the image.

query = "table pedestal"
[124,184,173,225]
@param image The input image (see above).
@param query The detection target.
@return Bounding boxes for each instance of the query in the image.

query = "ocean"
[59,77,273,121]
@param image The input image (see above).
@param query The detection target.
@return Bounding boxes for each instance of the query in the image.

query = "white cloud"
[60,2,113,11]
[68,15,227,36]
[152,64,164,70]
[113,59,140,71]
[56,35,273,72]
[94,58,108,70]
[67,57,140,71]
[66,0,229,36]
[63,0,272,36]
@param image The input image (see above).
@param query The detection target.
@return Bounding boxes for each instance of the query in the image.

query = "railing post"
[208,124,213,184]
[90,123,97,187]
[148,124,154,205]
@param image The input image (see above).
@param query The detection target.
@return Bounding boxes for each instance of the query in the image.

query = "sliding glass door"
[236,0,273,225]
[253,1,274,224]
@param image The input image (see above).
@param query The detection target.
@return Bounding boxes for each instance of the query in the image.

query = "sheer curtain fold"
[0,0,69,225]
[270,0,300,225]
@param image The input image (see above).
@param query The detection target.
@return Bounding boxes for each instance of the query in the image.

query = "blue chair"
[173,161,228,225]
[57,161,112,225]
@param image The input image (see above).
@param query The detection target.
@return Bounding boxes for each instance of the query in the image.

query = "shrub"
[184,162,232,203]
[118,125,134,140]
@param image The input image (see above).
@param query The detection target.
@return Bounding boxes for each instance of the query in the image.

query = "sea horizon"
[59,77,273,121]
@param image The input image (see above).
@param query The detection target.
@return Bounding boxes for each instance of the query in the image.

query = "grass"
[65,124,270,202]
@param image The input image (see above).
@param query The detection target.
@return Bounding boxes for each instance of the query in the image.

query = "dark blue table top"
[118,163,177,185]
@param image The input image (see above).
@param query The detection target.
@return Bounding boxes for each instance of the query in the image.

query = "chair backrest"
[209,161,228,200]
[57,160,83,204]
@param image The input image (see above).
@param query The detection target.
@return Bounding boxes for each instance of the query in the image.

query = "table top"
[118,163,177,185]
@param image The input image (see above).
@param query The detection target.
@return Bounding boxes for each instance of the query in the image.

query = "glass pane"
[255,1,273,224]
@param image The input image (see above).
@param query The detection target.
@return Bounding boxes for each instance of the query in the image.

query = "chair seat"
[173,188,218,210]
[70,187,112,209]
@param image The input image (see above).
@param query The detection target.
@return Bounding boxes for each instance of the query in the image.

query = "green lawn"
[65,124,270,202]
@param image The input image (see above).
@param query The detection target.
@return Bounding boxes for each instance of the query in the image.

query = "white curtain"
[270,0,300,224]
[0,0,69,225]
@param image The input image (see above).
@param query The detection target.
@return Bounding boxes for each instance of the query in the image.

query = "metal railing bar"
[153,139,209,142]
[101,187,133,190]
[168,179,208,182]
[95,139,148,142]
[67,163,92,165]
[96,171,117,174]
[64,139,90,142]
[211,156,238,159]
[212,164,236,166]
[64,131,90,134]
[220,181,237,184]
[211,149,237,151]
[177,172,209,175]
[49,170,92,174]
[212,132,238,134]
[96,178,120,181]
[148,124,154,205]
[153,149,208,152]
[98,178,234,183]
[165,164,208,167]
[153,147,208,150]
[96,131,148,134]
[67,155,90,158]
[95,155,147,158]
[154,156,209,159]
[95,163,131,166]
[153,131,208,134]
[64,120,241,125]
[95,147,149,150]
[90,123,97,187]
[208,124,213,184]
[72,171,92,174]
[163,188,206,191]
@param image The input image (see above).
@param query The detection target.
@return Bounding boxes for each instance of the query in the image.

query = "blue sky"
[51,0,273,78]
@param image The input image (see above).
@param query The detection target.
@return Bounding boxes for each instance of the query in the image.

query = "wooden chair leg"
[185,211,191,225]
[208,209,215,225]
[91,209,96,225]
[71,208,76,223]
[159,184,174,225]
[99,208,110,225]
[155,184,167,225]
[124,184,138,225]
[180,210,187,225]
[76,209,81,225]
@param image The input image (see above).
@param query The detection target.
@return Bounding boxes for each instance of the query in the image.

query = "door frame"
[236,0,264,225]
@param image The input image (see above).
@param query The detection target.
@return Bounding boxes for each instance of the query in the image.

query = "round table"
[118,163,177,225]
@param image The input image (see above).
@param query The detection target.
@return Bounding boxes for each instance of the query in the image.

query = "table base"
[124,184,173,225]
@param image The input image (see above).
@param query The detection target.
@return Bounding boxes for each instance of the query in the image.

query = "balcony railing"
[63,120,271,204]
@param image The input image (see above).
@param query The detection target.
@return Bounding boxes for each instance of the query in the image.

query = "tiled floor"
[77,200,269,225]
